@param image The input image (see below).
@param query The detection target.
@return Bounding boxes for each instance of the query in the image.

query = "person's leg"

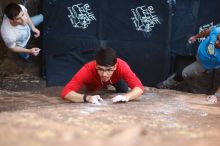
[113,80,128,93]
[18,44,31,61]
[19,14,43,61]
[173,56,196,82]
[182,60,205,78]
[18,53,30,60]
[157,60,205,89]
[31,14,44,26]
[157,73,180,89]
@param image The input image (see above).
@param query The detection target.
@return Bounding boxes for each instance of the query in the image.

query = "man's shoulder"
[1,18,14,37]
[1,17,10,28]
[83,60,96,70]
[117,58,129,66]
[18,4,27,12]
[78,61,96,78]
[115,58,132,74]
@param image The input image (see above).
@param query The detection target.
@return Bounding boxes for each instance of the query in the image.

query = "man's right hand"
[32,27,40,38]
[188,36,197,44]
[30,48,40,56]
[112,95,129,103]
[87,95,104,105]
[207,95,217,104]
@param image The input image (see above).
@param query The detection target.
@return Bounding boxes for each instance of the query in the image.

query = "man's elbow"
[61,89,74,101]
[61,93,73,101]
[61,91,68,100]
[136,86,144,94]
[8,47,22,53]
[132,86,144,96]
[8,47,16,52]
[61,94,67,100]
[140,88,144,94]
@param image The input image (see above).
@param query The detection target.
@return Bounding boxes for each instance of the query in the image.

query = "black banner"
[42,0,171,86]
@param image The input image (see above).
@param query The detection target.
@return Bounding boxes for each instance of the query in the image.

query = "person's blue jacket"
[198,26,220,69]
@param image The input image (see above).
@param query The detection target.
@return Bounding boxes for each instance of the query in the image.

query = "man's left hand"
[112,95,129,103]
[32,28,40,38]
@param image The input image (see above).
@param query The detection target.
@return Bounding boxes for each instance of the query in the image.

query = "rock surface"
[0,87,219,146]
[0,1,220,145]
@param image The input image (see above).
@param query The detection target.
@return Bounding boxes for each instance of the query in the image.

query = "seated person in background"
[61,48,144,104]
[157,25,220,104]
[0,3,43,62]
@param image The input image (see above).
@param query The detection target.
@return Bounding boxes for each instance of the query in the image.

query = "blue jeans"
[19,14,44,60]
[31,14,44,26]
[113,80,128,93]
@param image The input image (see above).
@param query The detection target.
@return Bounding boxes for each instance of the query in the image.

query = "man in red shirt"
[61,48,144,104]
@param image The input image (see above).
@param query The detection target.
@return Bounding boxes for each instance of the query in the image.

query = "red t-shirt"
[61,58,144,98]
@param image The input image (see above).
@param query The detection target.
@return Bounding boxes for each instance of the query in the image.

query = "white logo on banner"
[131,5,160,33]
[67,3,96,29]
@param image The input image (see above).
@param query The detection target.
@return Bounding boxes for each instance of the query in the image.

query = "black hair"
[4,3,22,20]
[95,48,117,66]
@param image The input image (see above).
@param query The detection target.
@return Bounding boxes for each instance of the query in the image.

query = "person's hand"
[207,95,217,104]
[30,48,40,56]
[188,36,197,44]
[32,27,40,38]
[87,95,104,105]
[207,43,215,55]
[112,95,129,103]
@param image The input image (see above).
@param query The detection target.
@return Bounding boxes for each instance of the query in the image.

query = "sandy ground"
[0,87,219,146]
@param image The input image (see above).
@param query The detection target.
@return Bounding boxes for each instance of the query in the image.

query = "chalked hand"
[88,95,104,105]
[188,36,197,44]
[207,95,217,104]
[112,95,128,103]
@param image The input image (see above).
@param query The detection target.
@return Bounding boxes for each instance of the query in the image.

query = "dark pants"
[173,56,196,81]
[113,80,128,93]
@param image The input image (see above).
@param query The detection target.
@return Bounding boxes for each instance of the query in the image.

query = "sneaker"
[157,74,180,89]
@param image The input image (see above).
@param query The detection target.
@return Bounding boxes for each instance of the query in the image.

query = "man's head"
[95,48,117,82]
[4,3,28,25]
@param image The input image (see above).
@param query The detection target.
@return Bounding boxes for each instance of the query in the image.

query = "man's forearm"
[124,87,144,101]
[63,91,85,102]
[26,12,36,30]
[28,18,35,30]
[195,28,211,39]
[9,46,31,54]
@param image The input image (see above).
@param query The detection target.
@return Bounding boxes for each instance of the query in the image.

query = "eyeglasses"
[96,67,115,73]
